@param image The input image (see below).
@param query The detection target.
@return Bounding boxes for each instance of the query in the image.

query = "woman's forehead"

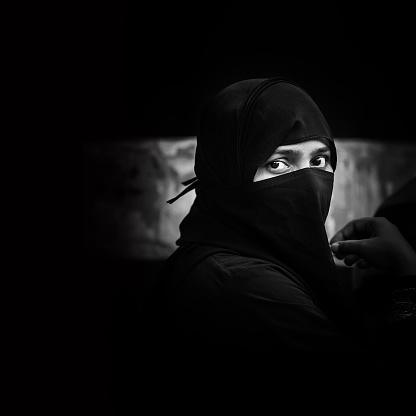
[273,139,331,155]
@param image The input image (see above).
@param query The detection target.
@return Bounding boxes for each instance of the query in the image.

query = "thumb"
[330,240,366,257]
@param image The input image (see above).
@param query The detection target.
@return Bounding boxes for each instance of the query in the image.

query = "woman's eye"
[266,160,290,173]
[311,156,327,168]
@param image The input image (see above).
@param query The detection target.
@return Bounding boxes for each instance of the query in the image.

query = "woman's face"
[253,139,333,182]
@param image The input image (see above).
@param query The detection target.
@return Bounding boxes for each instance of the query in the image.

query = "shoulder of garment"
[166,250,398,397]
[179,251,319,311]
[174,251,365,356]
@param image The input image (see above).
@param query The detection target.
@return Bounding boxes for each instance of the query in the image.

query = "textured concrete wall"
[83,138,416,260]
[327,140,416,238]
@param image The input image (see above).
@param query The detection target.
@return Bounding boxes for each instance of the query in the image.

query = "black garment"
[157,248,413,396]
[167,78,351,329]
[150,79,415,402]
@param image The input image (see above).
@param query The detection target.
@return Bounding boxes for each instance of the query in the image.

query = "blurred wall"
[83,138,416,261]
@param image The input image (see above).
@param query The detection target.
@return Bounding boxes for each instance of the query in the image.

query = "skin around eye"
[253,140,333,182]
[266,160,291,174]
[310,155,329,169]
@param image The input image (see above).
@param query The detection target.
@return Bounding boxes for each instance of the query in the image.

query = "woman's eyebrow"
[271,146,330,157]
[310,146,331,155]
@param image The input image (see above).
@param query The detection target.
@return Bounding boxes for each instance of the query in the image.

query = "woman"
[151,78,415,402]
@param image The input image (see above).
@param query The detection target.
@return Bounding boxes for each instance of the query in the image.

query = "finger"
[329,217,375,244]
[330,239,368,258]
[343,254,361,267]
[330,243,346,260]
[329,229,348,245]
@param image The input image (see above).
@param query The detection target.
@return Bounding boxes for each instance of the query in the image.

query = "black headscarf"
[163,78,351,326]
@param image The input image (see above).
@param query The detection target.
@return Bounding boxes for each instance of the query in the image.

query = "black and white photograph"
[82,3,416,412]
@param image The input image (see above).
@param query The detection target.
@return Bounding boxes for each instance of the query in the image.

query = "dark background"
[81,2,416,144]
[81,3,415,412]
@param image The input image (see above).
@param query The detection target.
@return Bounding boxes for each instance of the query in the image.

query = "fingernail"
[330,243,339,253]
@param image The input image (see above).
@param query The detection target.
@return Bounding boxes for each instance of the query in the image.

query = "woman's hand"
[330,217,416,277]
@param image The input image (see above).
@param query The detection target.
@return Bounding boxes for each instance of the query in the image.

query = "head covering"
[167,78,336,202]
[163,78,350,326]
[195,77,336,188]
